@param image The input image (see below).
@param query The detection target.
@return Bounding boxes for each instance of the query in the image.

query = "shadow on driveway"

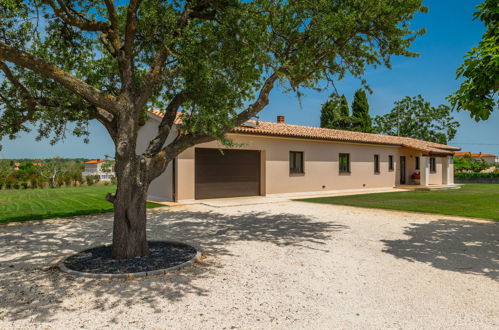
[0,208,346,323]
[381,219,498,281]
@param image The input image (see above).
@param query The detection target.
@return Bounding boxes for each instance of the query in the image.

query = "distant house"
[454,152,498,165]
[83,160,115,181]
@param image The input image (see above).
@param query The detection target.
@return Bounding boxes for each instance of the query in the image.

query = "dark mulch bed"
[63,241,197,274]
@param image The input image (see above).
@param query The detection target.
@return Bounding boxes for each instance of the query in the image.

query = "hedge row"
[454,172,499,179]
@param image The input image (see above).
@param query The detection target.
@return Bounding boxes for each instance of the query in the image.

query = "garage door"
[195,148,261,199]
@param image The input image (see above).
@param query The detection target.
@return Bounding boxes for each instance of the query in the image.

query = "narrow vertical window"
[339,153,350,173]
[388,155,394,171]
[415,156,420,170]
[374,155,380,173]
[289,151,304,174]
[430,157,436,172]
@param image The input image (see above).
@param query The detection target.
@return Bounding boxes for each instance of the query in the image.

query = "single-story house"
[138,112,460,202]
[454,152,498,165]
[83,160,115,181]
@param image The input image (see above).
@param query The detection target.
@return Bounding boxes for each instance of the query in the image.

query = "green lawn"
[298,184,499,221]
[0,185,163,223]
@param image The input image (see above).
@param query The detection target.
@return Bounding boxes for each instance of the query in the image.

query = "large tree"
[448,0,498,120]
[373,95,460,144]
[0,0,426,259]
[351,89,372,132]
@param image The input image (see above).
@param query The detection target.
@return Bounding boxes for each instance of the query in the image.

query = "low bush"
[86,176,94,186]
[454,172,499,179]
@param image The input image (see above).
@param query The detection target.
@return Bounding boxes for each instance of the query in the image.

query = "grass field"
[298,184,499,221]
[0,185,163,223]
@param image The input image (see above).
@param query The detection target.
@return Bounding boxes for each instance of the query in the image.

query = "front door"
[400,156,406,184]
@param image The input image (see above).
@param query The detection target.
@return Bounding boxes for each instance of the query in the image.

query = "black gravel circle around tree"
[63,241,197,274]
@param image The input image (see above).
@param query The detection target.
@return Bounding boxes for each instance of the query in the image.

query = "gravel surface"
[0,202,497,329]
[63,241,197,274]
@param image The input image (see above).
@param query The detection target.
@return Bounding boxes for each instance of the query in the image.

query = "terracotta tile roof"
[148,111,459,155]
[455,152,497,157]
[84,159,105,164]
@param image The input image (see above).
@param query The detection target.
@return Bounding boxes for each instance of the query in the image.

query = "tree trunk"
[112,156,149,259]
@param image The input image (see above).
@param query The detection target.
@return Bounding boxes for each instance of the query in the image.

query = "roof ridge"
[148,110,459,154]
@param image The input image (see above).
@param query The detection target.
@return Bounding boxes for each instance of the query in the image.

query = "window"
[430,157,437,172]
[388,155,394,171]
[289,151,304,174]
[339,153,350,173]
[374,155,380,173]
[415,156,420,170]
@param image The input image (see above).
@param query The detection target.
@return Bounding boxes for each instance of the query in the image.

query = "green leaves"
[0,0,426,150]
[448,0,498,120]
[373,95,460,144]
[351,89,372,133]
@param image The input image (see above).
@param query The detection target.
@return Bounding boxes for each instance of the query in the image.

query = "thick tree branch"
[234,71,280,126]
[44,0,110,32]
[124,0,142,59]
[0,42,121,114]
[143,92,186,157]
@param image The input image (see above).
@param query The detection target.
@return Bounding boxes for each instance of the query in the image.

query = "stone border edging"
[58,240,201,279]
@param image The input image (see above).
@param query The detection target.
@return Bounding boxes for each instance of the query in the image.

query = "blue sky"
[1,0,497,159]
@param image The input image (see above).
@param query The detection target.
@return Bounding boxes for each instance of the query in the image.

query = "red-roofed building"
[83,159,115,181]
[454,152,498,165]
[139,112,460,202]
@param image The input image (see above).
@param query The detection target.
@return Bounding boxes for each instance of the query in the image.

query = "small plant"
[411,172,421,180]
[86,176,94,186]
[103,181,109,186]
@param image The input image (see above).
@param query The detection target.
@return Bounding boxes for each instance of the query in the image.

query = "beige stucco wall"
[136,116,175,201]
[176,134,404,201]
[429,157,443,185]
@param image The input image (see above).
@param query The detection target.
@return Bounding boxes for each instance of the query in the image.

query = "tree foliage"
[454,154,490,173]
[448,0,498,120]
[320,94,351,130]
[351,89,372,132]
[0,0,427,258]
[373,95,460,144]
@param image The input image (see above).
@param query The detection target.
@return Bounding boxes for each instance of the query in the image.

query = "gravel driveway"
[0,201,497,329]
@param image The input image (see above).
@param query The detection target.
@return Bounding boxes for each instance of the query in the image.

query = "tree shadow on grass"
[0,207,346,323]
[381,219,498,281]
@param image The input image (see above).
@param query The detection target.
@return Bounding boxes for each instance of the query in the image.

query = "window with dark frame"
[339,153,350,173]
[388,155,394,171]
[374,154,380,173]
[430,157,436,172]
[415,156,420,170]
[289,151,304,174]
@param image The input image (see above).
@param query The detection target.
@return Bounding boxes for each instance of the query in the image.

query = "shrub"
[21,182,29,189]
[56,176,65,187]
[103,181,109,186]
[86,176,94,186]
[110,176,117,185]
[454,172,499,179]
[5,176,16,189]
[64,176,72,187]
